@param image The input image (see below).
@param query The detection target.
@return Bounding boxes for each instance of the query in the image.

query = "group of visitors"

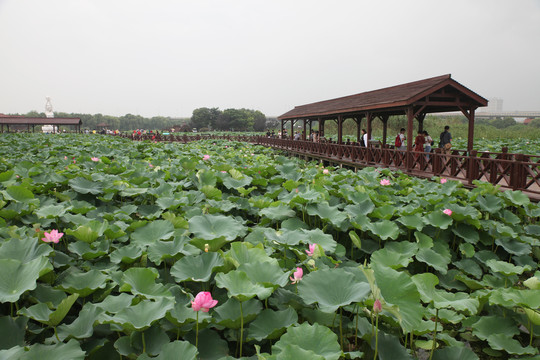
[395,125,452,155]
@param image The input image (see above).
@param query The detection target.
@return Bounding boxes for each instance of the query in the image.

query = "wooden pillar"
[366,112,373,146]
[467,109,475,153]
[356,117,361,143]
[416,113,425,133]
[302,119,307,140]
[320,118,325,138]
[290,119,294,140]
[280,119,284,139]
[337,115,343,144]
[381,115,389,146]
[406,107,414,170]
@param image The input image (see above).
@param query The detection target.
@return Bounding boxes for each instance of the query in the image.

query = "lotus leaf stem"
[428,309,439,360]
[339,307,344,351]
[142,331,146,354]
[355,305,359,348]
[239,301,244,357]
[373,311,379,360]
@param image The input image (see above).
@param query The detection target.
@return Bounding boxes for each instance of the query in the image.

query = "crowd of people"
[265,125,453,155]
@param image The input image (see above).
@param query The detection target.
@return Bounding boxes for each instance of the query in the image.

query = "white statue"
[45,97,54,118]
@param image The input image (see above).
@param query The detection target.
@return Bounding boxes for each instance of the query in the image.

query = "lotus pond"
[0,133,539,360]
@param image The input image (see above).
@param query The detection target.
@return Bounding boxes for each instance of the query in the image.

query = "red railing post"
[468,150,478,184]
[511,154,527,190]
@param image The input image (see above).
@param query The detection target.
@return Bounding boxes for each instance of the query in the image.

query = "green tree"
[190,107,221,130]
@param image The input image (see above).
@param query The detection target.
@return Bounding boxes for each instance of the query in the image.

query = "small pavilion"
[0,115,82,133]
[278,74,488,153]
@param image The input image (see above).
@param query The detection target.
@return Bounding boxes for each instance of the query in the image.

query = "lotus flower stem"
[373,312,379,360]
[54,326,60,342]
[428,309,439,360]
[529,319,534,346]
[239,301,244,357]
[195,311,199,348]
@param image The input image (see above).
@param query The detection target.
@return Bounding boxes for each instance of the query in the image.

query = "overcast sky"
[1,0,539,118]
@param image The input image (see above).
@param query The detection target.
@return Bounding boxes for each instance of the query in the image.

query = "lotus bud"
[204,243,210,253]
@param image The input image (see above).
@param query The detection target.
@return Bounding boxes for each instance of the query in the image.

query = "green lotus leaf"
[458,243,475,258]
[0,339,86,360]
[0,237,53,263]
[370,204,396,220]
[35,203,70,218]
[494,238,531,256]
[189,235,230,252]
[18,293,78,326]
[486,333,537,355]
[223,174,253,189]
[486,259,530,276]
[120,267,172,299]
[0,257,51,303]
[452,223,479,244]
[371,248,413,269]
[101,297,174,331]
[68,240,109,260]
[264,228,306,246]
[303,228,338,253]
[414,231,433,249]
[372,263,423,333]
[137,204,163,219]
[454,259,482,279]
[238,261,289,288]
[272,322,342,360]
[58,269,108,297]
[416,240,452,274]
[185,328,230,359]
[397,214,425,231]
[69,177,103,195]
[166,302,211,327]
[432,346,479,360]
[225,242,275,268]
[503,190,530,207]
[490,287,540,308]
[298,268,371,313]
[215,270,270,301]
[372,331,413,360]
[425,211,453,229]
[411,273,479,314]
[366,220,400,241]
[138,340,198,360]
[147,237,188,265]
[66,219,108,243]
[188,214,246,240]
[4,185,34,202]
[260,203,296,221]
[131,220,175,247]
[0,315,27,350]
[0,170,15,183]
[247,307,298,341]
[109,244,143,264]
[213,297,262,329]
[94,293,134,314]
[69,200,96,214]
[170,252,224,282]
[195,169,217,188]
[523,308,540,326]
[57,303,104,340]
[307,202,348,227]
[524,276,540,290]
[272,344,325,360]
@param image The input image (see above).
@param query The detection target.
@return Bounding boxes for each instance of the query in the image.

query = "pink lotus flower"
[440,178,447,184]
[306,243,316,256]
[443,209,452,216]
[73,159,76,164]
[203,155,210,161]
[64,156,68,160]
[221,170,227,173]
[42,229,64,244]
[91,157,100,162]
[323,169,329,174]
[373,299,382,313]
[191,291,218,312]
[290,267,303,284]
[380,179,391,186]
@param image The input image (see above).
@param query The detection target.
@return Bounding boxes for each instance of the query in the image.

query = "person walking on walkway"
[439,125,452,154]
[423,130,433,160]
[395,128,406,151]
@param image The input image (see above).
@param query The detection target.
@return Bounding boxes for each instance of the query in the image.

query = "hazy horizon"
[1,0,539,118]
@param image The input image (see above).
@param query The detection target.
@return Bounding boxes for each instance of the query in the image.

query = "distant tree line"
[189,107,269,132]
[17,111,188,132]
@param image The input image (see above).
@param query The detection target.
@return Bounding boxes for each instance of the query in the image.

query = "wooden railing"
[118,133,540,198]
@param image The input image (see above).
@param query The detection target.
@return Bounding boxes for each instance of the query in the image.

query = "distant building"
[485,98,503,113]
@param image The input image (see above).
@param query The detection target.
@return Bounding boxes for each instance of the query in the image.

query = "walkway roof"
[0,115,82,126]
[278,74,488,120]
